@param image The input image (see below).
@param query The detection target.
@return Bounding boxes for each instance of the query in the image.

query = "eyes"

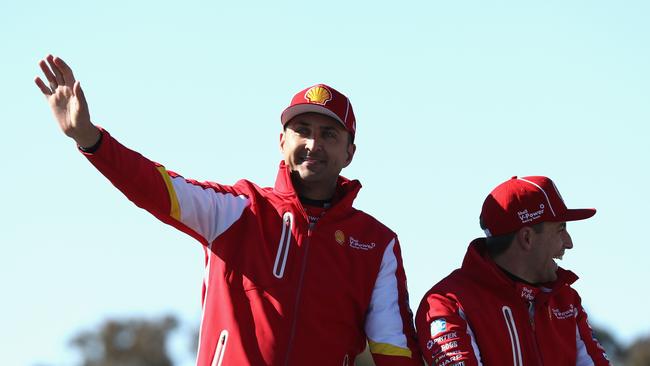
[323,130,338,139]
[292,126,339,141]
[555,223,570,238]
[294,126,310,135]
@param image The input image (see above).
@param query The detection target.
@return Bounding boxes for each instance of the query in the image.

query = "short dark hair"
[481,220,545,258]
[484,232,516,258]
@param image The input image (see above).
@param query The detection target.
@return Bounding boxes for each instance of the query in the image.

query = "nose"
[563,231,573,249]
[305,135,323,152]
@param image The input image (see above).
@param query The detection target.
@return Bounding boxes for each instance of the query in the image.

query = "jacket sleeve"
[415,292,482,366]
[575,296,612,366]
[82,128,250,245]
[364,237,423,366]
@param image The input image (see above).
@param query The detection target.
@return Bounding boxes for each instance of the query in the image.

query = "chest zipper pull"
[528,301,536,330]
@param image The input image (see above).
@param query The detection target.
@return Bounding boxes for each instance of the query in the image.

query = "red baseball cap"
[280,84,356,139]
[480,176,596,237]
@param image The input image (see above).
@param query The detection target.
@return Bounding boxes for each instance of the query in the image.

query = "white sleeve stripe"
[196,246,211,359]
[459,308,484,365]
[575,325,596,366]
[364,238,408,348]
[171,177,250,242]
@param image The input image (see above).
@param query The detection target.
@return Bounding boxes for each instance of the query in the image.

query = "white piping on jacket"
[502,306,523,366]
[211,329,229,366]
[273,212,293,278]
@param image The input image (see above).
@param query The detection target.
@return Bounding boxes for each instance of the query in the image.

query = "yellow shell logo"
[334,230,345,245]
[305,86,332,105]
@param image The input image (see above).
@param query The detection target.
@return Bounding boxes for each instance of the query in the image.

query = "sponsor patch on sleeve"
[430,318,447,336]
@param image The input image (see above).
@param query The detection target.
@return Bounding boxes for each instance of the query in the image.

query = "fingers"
[73,81,86,105]
[46,55,65,86]
[39,58,58,89]
[54,56,76,86]
[39,54,77,93]
[34,76,53,96]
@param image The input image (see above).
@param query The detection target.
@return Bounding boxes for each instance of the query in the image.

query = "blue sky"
[2,1,649,365]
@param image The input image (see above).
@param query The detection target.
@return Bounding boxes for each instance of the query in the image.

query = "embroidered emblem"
[518,204,545,224]
[335,230,345,245]
[305,85,332,105]
[349,236,376,251]
[521,286,535,301]
[551,304,577,320]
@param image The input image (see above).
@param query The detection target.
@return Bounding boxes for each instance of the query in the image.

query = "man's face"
[280,112,355,188]
[528,221,573,283]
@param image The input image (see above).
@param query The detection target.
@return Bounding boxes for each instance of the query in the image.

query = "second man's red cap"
[480,176,596,237]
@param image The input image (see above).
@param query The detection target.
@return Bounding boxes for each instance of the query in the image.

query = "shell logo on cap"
[305,85,332,105]
[334,230,345,245]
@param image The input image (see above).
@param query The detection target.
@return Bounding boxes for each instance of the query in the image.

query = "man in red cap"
[35,55,421,366]
[415,176,611,365]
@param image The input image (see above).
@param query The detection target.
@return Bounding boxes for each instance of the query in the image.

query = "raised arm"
[34,54,101,148]
[34,55,250,247]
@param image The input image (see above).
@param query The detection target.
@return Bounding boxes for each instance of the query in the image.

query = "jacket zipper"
[282,198,333,365]
[283,219,314,366]
[528,302,544,366]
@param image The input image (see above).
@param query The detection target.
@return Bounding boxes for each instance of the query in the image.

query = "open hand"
[35,55,100,148]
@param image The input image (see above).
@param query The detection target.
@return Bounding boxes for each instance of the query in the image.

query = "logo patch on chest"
[551,304,577,320]
[348,236,376,251]
[334,230,345,245]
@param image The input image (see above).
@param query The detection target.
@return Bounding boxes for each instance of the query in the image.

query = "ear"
[342,143,356,168]
[279,131,286,153]
[515,227,535,251]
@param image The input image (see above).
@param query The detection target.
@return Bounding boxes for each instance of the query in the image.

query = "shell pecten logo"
[304,85,332,105]
[334,230,345,245]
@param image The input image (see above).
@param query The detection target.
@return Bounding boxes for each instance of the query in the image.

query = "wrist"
[75,126,102,149]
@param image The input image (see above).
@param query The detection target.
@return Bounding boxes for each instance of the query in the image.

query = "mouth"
[551,252,565,269]
[299,155,325,165]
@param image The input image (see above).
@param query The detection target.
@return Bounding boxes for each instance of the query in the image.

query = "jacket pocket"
[272,212,293,279]
[211,329,228,366]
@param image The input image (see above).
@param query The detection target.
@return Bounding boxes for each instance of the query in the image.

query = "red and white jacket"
[82,129,421,366]
[415,239,610,366]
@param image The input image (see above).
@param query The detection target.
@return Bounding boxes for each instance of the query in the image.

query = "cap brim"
[281,104,344,127]
[560,208,597,222]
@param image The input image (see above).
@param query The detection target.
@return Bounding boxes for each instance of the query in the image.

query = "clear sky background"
[2,1,649,365]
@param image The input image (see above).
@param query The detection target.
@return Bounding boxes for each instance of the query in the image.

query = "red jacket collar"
[461,239,579,301]
[273,161,362,210]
